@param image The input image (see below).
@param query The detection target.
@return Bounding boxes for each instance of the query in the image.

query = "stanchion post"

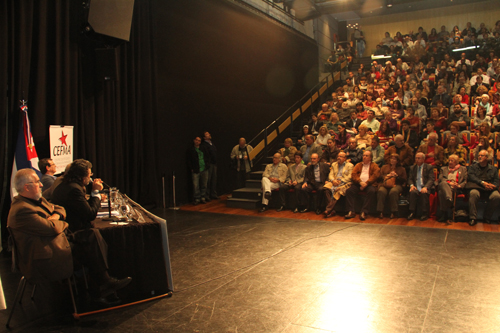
[169,171,180,210]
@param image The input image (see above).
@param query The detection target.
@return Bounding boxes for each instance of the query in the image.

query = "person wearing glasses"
[38,158,57,193]
[8,168,131,305]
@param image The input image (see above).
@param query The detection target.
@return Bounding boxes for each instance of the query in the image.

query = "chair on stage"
[5,228,78,328]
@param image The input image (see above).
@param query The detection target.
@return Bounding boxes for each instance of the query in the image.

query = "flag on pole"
[10,101,41,199]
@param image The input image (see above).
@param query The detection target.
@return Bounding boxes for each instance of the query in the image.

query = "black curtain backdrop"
[0,0,160,235]
[0,0,318,235]
[154,0,318,204]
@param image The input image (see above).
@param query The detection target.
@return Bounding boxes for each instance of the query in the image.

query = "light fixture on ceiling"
[346,23,359,29]
[387,0,393,7]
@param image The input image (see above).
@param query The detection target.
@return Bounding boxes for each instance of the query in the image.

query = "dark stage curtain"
[0,0,160,238]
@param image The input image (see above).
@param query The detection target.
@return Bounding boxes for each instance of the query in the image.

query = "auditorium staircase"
[225,58,371,210]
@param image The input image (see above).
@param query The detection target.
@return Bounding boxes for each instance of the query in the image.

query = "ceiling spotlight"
[387,0,393,7]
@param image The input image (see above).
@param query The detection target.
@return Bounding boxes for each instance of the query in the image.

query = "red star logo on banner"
[59,131,68,146]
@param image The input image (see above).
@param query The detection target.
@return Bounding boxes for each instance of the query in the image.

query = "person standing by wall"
[188,137,210,205]
[202,131,218,200]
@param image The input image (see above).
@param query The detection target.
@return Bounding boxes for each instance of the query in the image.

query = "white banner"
[49,125,74,175]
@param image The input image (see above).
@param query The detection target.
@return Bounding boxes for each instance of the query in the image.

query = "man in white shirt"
[259,153,288,212]
[360,110,380,133]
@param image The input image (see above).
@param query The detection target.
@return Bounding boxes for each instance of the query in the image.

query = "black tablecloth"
[93,219,170,302]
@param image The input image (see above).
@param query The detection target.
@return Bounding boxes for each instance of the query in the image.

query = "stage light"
[452,45,480,52]
[387,0,393,8]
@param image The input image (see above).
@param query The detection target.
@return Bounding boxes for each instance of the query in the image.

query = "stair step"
[250,171,264,180]
[232,187,262,200]
[226,198,260,209]
[246,179,261,188]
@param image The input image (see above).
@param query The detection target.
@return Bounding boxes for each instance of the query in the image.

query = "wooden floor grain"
[180,195,500,233]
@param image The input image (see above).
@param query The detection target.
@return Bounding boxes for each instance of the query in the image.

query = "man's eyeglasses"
[26,180,42,186]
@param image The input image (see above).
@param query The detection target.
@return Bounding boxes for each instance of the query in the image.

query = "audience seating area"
[247,20,500,225]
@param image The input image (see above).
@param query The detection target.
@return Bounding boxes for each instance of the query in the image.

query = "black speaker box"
[95,48,119,81]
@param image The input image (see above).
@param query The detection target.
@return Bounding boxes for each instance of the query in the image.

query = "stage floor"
[1,209,500,332]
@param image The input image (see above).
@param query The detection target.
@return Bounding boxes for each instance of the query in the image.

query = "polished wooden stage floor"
[181,195,500,233]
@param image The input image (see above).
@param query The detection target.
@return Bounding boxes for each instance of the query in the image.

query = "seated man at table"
[300,153,330,214]
[407,152,435,221]
[259,153,288,212]
[437,154,467,223]
[51,159,104,232]
[279,152,307,213]
[7,168,131,304]
[467,150,500,226]
[345,150,380,221]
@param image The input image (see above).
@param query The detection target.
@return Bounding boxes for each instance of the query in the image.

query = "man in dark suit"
[437,154,467,223]
[407,152,435,221]
[431,86,452,108]
[345,150,380,220]
[300,153,330,214]
[280,152,307,213]
[346,111,362,134]
[38,158,57,193]
[8,168,131,303]
[309,113,324,135]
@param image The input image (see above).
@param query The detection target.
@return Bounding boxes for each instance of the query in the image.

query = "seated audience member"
[434,100,449,118]
[385,134,414,169]
[344,137,363,165]
[355,124,372,149]
[471,75,490,97]
[403,107,421,133]
[390,100,405,120]
[447,104,470,133]
[279,152,307,213]
[300,134,323,164]
[437,154,467,223]
[429,108,447,133]
[475,94,492,116]
[335,123,351,150]
[431,86,452,108]
[277,138,297,167]
[355,102,368,120]
[410,97,427,121]
[473,105,491,128]
[323,152,353,218]
[399,120,419,150]
[450,94,469,115]
[377,154,407,219]
[297,125,310,147]
[458,86,471,105]
[381,111,397,134]
[407,152,435,221]
[321,138,340,165]
[470,68,490,86]
[472,136,494,162]
[443,135,467,165]
[366,136,385,167]
[300,153,330,214]
[309,112,324,135]
[346,111,362,134]
[259,153,288,212]
[344,150,380,220]
[8,169,131,303]
[326,113,343,135]
[342,93,360,119]
[417,132,444,167]
[420,121,441,145]
[467,150,500,226]
[315,126,331,148]
[360,109,380,133]
[189,136,210,204]
[38,158,57,193]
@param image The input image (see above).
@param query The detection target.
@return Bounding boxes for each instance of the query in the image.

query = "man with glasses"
[8,168,131,304]
[467,150,500,226]
[38,158,57,193]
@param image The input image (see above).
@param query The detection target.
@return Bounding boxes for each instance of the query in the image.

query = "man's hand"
[92,178,104,192]
[421,187,428,194]
[302,183,308,189]
[270,177,279,183]
[484,182,496,190]
[332,180,341,186]
[291,181,297,186]
[48,214,60,221]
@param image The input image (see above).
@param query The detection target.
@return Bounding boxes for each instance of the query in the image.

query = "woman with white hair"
[476,94,492,116]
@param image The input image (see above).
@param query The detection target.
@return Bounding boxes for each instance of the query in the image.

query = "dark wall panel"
[154,0,318,204]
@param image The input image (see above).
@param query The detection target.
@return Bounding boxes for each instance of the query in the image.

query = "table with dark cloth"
[91,204,172,303]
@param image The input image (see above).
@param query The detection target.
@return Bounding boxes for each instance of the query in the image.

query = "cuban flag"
[10,102,42,199]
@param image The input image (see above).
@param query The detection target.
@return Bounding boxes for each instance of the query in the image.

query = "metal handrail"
[247,61,347,166]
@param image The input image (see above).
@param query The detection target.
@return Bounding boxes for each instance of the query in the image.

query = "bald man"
[300,153,330,214]
[259,153,288,212]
